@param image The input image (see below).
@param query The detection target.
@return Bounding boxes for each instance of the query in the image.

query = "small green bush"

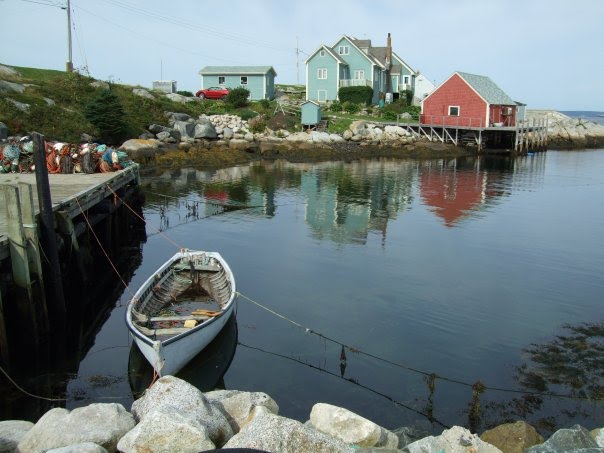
[225,87,250,108]
[342,101,361,114]
[338,86,373,105]
[382,111,398,121]
[84,88,129,144]
[238,109,258,121]
[176,90,194,97]
[329,101,342,112]
[258,99,271,110]
[248,114,268,133]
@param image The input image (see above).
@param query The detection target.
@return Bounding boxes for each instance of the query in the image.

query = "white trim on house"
[317,68,327,79]
[318,90,327,102]
[240,76,248,85]
[353,70,365,80]
[330,35,386,69]
[391,51,416,75]
[338,45,350,55]
[448,105,460,116]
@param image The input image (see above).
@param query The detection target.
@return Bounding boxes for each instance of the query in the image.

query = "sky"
[1,0,603,111]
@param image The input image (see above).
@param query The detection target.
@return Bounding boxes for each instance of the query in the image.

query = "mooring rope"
[0,364,66,402]
[75,196,132,298]
[236,291,601,401]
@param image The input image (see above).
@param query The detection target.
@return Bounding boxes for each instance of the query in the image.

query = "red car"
[195,86,230,100]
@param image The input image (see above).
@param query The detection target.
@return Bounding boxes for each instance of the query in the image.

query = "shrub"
[238,109,258,121]
[329,101,342,112]
[84,88,129,144]
[225,87,250,108]
[176,90,193,97]
[382,111,398,121]
[258,99,271,110]
[342,101,361,114]
[400,89,413,106]
[248,114,268,133]
[338,86,373,105]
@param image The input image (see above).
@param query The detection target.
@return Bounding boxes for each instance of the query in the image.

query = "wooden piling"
[0,281,9,371]
[32,133,66,330]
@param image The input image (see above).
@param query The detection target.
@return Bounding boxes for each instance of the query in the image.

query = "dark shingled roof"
[457,72,515,105]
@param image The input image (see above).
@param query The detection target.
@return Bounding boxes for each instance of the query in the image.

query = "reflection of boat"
[126,249,237,376]
[128,312,238,397]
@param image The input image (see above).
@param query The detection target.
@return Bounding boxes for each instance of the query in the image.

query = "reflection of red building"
[420,166,485,227]
[204,189,229,204]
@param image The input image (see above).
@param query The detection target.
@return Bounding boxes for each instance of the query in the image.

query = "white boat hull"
[126,250,237,376]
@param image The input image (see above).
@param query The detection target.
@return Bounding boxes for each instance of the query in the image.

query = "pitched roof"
[457,72,515,105]
[199,66,276,76]
[304,45,348,65]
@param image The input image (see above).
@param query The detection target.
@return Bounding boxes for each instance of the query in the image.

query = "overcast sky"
[2,0,603,110]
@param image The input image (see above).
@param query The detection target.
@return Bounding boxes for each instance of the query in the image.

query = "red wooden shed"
[421,72,518,128]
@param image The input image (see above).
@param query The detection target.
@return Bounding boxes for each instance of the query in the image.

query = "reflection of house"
[421,72,518,127]
[420,162,486,227]
[198,66,277,100]
[305,34,416,104]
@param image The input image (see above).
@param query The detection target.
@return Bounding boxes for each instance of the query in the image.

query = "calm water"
[6,150,604,435]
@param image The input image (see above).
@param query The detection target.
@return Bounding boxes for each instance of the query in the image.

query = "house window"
[320,50,325,57]
[338,45,349,55]
[240,76,248,85]
[353,70,364,80]
[317,68,327,79]
[403,75,410,85]
[218,76,225,85]
[448,106,460,116]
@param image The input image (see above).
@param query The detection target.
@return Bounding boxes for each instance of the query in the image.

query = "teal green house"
[305,35,416,104]
[199,66,277,100]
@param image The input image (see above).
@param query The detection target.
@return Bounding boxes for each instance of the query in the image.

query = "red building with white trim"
[421,72,518,128]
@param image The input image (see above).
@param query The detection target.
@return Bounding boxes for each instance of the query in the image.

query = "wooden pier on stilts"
[397,115,549,153]
[0,133,143,374]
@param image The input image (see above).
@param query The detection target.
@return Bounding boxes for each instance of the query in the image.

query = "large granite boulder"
[480,421,544,453]
[131,375,233,447]
[309,403,398,449]
[45,442,107,453]
[593,428,604,447]
[0,80,25,93]
[405,425,502,453]
[132,88,154,99]
[164,93,194,104]
[117,408,215,453]
[194,122,217,139]
[0,420,34,452]
[173,121,196,140]
[90,81,110,90]
[205,390,279,433]
[223,412,355,452]
[0,64,20,77]
[526,424,603,452]
[16,403,135,453]
[165,112,192,124]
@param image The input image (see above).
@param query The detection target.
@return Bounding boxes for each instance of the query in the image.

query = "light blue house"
[305,35,416,104]
[199,66,277,100]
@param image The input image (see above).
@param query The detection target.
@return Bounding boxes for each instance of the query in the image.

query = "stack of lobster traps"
[0,137,132,174]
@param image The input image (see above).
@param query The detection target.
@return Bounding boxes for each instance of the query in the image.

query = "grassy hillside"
[0,64,302,144]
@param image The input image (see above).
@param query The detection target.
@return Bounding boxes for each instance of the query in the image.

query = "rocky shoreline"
[1,376,602,452]
[116,110,604,170]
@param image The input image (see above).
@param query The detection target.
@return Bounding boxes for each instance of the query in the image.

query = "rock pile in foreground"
[2,375,603,453]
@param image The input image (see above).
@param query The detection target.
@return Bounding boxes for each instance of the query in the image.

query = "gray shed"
[301,100,322,126]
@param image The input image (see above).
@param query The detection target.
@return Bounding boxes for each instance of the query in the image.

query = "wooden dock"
[396,116,548,152]
[0,165,140,261]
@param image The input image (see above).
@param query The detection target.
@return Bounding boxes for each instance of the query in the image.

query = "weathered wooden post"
[0,291,8,371]
[32,132,66,331]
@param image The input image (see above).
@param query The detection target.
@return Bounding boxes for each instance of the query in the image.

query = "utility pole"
[296,36,300,85]
[65,0,73,72]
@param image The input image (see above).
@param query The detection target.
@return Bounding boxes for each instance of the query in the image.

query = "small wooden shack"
[301,100,322,127]
[421,72,518,127]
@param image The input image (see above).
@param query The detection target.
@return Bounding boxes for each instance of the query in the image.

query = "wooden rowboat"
[126,249,237,376]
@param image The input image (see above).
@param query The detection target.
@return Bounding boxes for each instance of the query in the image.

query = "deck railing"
[419,115,484,128]
[339,79,372,88]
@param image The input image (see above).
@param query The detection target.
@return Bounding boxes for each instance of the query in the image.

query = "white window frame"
[403,75,410,84]
[448,105,460,116]
[317,68,327,79]
[240,76,248,85]
[218,76,226,85]
[353,70,365,80]
[319,50,325,57]
[338,45,349,55]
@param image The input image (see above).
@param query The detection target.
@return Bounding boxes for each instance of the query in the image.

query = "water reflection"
[142,154,549,245]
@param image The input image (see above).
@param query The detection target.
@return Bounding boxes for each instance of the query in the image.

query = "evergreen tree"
[85,88,128,144]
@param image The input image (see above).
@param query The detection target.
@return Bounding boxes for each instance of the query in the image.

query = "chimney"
[386,33,392,69]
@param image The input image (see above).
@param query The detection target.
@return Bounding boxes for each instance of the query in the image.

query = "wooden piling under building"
[397,116,549,153]
[0,158,142,373]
